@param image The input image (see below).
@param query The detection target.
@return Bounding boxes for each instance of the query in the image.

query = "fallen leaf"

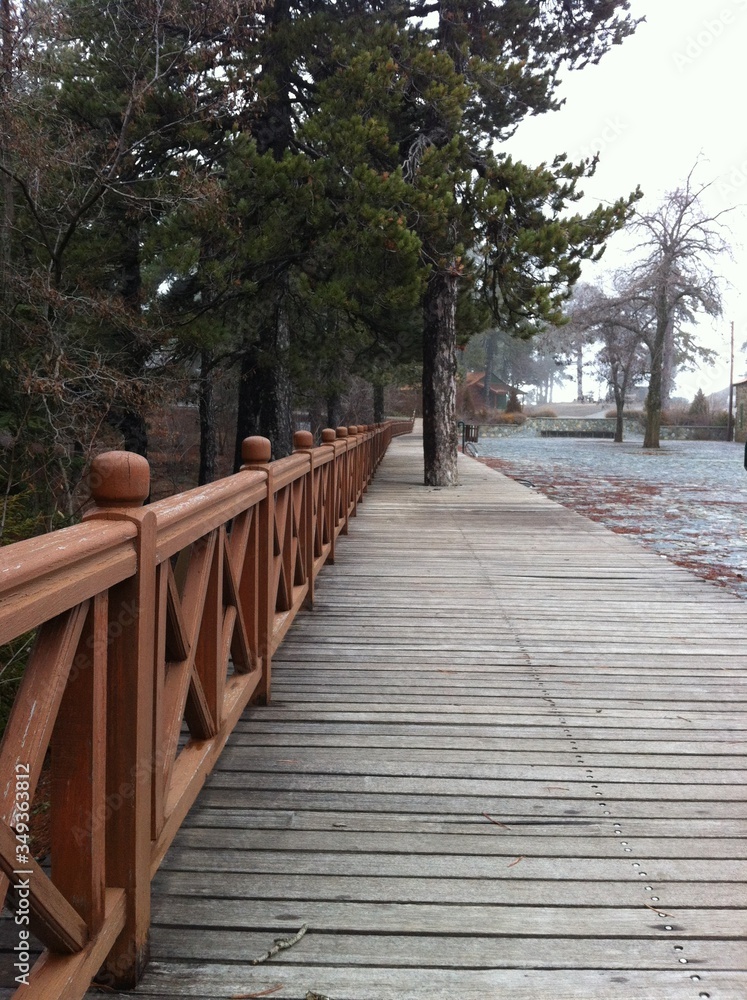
[250,925,308,966]
[507,855,525,867]
[231,985,283,999]
[483,812,511,829]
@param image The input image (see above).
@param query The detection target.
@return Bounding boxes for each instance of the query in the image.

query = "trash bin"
[465,424,479,443]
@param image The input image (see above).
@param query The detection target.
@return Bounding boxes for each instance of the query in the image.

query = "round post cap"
[89,451,150,507]
[321,428,337,443]
[242,436,272,463]
[336,427,348,438]
[294,430,314,449]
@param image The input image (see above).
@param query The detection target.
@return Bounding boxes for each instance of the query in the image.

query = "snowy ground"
[476,435,747,601]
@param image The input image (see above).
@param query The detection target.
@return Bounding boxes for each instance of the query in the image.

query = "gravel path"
[476,435,747,601]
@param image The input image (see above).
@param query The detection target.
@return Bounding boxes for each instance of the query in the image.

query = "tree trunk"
[612,373,624,444]
[422,270,458,487]
[261,290,294,457]
[109,204,149,457]
[233,290,294,466]
[233,345,257,471]
[660,314,676,409]
[113,409,149,457]
[1,0,14,356]
[232,0,296,469]
[576,345,584,402]
[644,305,667,448]
[326,391,341,431]
[0,0,11,228]
[373,382,385,424]
[484,331,497,407]
[643,373,662,448]
[198,350,217,485]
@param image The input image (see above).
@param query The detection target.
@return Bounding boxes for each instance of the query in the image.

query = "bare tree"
[627,167,729,447]
[592,293,649,442]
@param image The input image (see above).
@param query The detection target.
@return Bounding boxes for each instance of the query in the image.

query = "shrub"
[490,411,527,425]
[711,409,729,427]
[530,406,558,418]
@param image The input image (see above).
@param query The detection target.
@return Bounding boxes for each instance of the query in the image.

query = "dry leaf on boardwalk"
[483,812,511,829]
[250,925,308,966]
[507,856,525,867]
[231,985,284,999]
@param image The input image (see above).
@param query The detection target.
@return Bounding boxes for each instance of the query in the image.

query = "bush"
[488,411,527,425]
[529,406,558,418]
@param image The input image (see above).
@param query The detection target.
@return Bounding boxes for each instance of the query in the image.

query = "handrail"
[0,418,413,997]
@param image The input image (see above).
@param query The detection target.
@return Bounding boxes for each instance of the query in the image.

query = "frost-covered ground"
[476,436,747,600]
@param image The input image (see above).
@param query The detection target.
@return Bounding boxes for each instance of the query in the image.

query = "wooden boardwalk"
[122,425,746,1000]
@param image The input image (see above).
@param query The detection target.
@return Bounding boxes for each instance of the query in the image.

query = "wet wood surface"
[107,425,747,999]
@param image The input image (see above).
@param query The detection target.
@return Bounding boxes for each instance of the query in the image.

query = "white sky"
[504,0,747,401]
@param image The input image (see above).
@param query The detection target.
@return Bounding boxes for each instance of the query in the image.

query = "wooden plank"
[50,594,107,934]
[153,870,747,907]
[194,786,747,818]
[200,770,746,800]
[179,809,745,838]
[172,827,747,859]
[150,898,747,937]
[159,848,745,881]
[108,965,747,1000]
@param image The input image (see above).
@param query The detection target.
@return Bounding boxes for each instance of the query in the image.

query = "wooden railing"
[0,419,413,997]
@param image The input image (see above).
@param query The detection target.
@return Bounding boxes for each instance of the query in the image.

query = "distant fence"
[0,419,412,998]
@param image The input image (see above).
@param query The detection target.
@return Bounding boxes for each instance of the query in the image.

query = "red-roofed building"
[464,371,524,412]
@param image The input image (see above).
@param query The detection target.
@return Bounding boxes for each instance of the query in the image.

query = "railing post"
[84,451,156,989]
[335,427,350,535]
[241,437,274,704]
[347,426,360,516]
[293,431,315,606]
[321,429,338,562]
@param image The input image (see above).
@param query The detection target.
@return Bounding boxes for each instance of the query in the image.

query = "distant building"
[465,372,524,412]
[734,379,747,442]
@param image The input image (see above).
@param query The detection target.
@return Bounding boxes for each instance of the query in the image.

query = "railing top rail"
[0,519,138,644]
[148,469,268,562]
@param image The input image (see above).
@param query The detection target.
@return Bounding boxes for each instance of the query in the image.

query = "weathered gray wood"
[172,827,747,859]
[149,899,747,938]
[201,770,744,799]
[153,870,747,906]
[195,787,747,818]
[159,848,746,880]
[111,964,747,1000]
[179,809,745,837]
[92,425,747,999]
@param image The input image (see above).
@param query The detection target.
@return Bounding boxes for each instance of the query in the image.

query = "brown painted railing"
[0,419,413,997]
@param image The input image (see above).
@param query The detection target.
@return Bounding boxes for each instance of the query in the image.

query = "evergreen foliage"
[1,0,643,530]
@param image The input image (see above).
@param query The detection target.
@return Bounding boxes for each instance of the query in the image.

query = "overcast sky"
[504,0,747,400]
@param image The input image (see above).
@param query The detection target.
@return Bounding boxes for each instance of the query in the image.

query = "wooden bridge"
[1,421,746,999]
